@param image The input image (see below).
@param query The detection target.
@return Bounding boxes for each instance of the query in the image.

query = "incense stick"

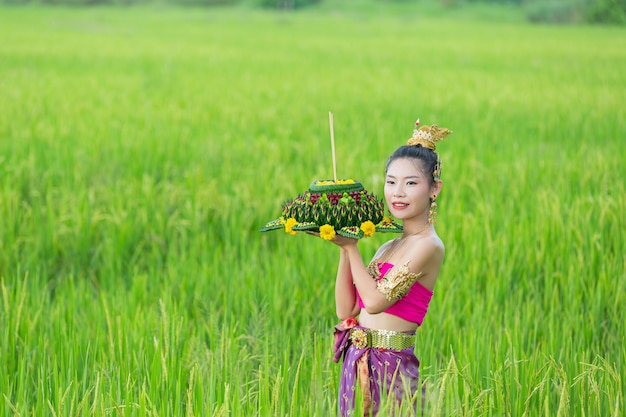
[329,112,337,182]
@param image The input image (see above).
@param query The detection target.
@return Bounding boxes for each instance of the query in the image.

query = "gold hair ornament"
[406,119,452,151]
[407,119,451,180]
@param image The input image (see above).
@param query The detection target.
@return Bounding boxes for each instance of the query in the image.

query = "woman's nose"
[392,184,405,197]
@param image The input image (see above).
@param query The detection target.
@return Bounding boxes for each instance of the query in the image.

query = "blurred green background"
[1,1,624,415]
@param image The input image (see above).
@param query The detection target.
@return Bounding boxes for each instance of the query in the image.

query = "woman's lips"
[392,202,408,209]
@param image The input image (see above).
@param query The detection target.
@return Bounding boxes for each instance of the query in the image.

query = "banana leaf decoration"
[260,179,402,239]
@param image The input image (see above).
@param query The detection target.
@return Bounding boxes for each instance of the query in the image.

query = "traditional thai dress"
[333,261,433,416]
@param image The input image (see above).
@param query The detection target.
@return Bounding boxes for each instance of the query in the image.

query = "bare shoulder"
[427,233,445,257]
[411,233,444,260]
[401,234,445,289]
[372,238,397,258]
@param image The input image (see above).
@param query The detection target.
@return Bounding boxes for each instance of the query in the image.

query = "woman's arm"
[342,237,443,314]
[328,235,394,315]
[341,243,394,314]
[329,232,443,317]
[335,247,360,320]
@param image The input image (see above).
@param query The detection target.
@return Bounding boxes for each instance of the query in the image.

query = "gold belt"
[349,328,415,350]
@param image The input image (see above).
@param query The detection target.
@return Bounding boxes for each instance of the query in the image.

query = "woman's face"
[384,157,440,222]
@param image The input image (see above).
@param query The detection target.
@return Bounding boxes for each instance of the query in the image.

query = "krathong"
[260,179,402,239]
[260,112,402,239]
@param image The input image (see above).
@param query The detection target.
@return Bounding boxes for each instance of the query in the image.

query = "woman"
[323,120,451,416]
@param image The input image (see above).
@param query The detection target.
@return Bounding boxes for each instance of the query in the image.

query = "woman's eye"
[386,180,395,185]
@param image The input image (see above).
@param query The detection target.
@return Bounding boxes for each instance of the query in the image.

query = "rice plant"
[0,4,624,416]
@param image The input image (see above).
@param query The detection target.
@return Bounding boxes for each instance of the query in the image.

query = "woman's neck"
[401,217,431,237]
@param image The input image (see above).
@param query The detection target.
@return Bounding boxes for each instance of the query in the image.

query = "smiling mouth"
[392,203,408,209]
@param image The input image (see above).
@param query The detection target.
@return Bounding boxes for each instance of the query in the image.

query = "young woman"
[324,121,451,416]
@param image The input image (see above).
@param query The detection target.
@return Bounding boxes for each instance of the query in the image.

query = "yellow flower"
[284,218,298,235]
[360,221,375,238]
[319,224,336,240]
[316,179,355,186]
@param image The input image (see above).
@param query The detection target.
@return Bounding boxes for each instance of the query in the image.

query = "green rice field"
[0,3,625,415]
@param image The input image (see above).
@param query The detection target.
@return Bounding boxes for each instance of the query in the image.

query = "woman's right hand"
[306,231,358,249]
[329,234,359,249]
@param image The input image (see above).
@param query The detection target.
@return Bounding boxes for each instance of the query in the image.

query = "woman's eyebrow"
[386,174,422,179]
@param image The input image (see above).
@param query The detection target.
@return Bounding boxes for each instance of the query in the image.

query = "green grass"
[1,3,625,416]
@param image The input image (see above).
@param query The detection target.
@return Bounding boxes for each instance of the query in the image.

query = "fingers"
[305,231,357,247]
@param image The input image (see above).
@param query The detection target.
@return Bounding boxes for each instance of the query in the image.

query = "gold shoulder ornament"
[376,261,424,302]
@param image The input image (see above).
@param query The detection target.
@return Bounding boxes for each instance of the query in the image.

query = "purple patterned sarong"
[333,319,421,417]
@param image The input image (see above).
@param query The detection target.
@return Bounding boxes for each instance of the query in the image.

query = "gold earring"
[428,194,438,224]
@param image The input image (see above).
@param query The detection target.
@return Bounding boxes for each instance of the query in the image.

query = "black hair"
[385,145,439,185]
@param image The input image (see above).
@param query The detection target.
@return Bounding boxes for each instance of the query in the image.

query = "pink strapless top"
[357,262,433,325]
